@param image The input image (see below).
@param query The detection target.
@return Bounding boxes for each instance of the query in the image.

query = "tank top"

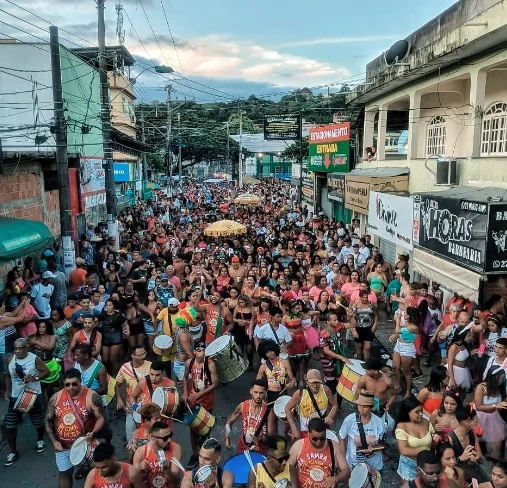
[256,311,271,327]
[400,327,417,342]
[353,305,375,328]
[205,306,222,345]
[298,386,328,432]
[265,358,287,391]
[239,400,268,449]
[369,274,384,292]
[141,442,178,488]
[255,461,291,488]
[75,359,102,392]
[176,328,192,355]
[9,351,41,397]
[93,462,131,488]
[55,387,95,449]
[454,346,470,362]
[296,437,334,487]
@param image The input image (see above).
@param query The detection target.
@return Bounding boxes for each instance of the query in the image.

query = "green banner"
[308,140,349,173]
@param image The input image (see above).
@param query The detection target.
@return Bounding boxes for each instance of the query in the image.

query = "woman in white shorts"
[390,307,420,398]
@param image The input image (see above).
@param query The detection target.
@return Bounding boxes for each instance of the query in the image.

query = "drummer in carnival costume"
[172,306,198,384]
[126,403,163,460]
[182,339,219,469]
[248,435,299,488]
[284,369,338,440]
[156,297,181,378]
[196,289,232,346]
[181,438,234,488]
[45,368,106,488]
[225,379,269,453]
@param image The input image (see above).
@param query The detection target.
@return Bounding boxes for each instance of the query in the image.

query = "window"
[121,97,128,113]
[481,102,507,156]
[426,115,446,156]
[274,166,282,175]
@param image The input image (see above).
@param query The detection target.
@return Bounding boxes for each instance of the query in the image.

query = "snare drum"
[132,402,143,424]
[152,386,180,416]
[337,359,366,403]
[14,388,38,413]
[205,335,247,383]
[153,335,174,356]
[279,352,289,360]
[69,437,98,467]
[223,451,266,487]
[184,405,216,437]
[193,465,213,485]
[273,395,291,423]
[326,430,339,442]
[349,463,382,488]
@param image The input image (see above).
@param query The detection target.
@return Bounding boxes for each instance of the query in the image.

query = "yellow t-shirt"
[255,461,291,488]
[156,308,177,361]
[298,385,328,432]
[115,360,152,398]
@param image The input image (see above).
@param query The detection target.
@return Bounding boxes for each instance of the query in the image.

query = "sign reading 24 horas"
[414,194,488,271]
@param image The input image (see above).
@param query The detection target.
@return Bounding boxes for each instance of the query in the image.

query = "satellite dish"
[384,40,410,67]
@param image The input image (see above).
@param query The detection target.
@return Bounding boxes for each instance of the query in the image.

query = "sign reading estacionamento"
[308,122,350,173]
[263,113,301,140]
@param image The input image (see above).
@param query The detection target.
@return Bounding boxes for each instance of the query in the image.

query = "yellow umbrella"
[234,193,261,205]
[243,176,261,185]
[204,219,247,237]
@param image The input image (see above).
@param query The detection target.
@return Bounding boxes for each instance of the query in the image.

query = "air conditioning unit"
[436,158,458,185]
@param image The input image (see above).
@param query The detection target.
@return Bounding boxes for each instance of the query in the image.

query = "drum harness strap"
[146,376,154,397]
[244,402,270,446]
[188,358,211,387]
[65,389,86,435]
[130,361,138,380]
[355,413,375,486]
[86,361,103,389]
[303,387,325,422]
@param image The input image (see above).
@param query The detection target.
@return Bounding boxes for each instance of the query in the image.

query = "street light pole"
[178,112,182,180]
[238,104,243,188]
[166,84,173,196]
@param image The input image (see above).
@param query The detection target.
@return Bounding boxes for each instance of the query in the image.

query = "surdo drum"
[205,335,247,383]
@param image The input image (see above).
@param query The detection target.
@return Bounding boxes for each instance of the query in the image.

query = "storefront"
[328,174,351,223]
[412,187,507,303]
[366,191,413,267]
[114,161,139,209]
[344,167,410,238]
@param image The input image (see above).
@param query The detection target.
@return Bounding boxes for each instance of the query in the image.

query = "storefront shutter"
[378,237,397,267]
[320,187,333,218]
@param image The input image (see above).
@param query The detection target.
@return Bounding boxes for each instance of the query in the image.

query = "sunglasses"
[310,436,326,442]
[64,382,79,387]
[194,348,205,352]
[268,454,290,463]
[153,434,172,441]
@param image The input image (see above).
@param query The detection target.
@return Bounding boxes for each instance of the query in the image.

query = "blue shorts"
[144,319,156,336]
[0,353,9,374]
[173,360,186,381]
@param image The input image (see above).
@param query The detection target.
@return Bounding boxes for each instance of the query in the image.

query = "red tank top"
[189,359,214,411]
[236,400,268,453]
[142,442,178,488]
[296,437,333,488]
[93,462,131,488]
[205,306,221,345]
[139,377,174,430]
[55,387,95,449]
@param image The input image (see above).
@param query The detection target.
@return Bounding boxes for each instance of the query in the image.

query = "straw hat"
[355,391,375,407]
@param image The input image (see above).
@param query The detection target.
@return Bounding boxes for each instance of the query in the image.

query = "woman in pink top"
[340,270,361,301]
[14,292,39,338]
[309,275,333,302]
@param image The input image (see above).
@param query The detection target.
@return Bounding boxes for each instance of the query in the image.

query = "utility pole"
[177,112,182,180]
[50,26,74,276]
[226,121,230,177]
[166,84,173,196]
[97,0,118,245]
[140,112,148,190]
[238,102,243,188]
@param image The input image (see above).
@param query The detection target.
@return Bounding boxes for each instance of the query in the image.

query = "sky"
[2,0,458,102]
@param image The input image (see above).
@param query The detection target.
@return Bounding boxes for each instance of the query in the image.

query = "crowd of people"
[0,178,506,488]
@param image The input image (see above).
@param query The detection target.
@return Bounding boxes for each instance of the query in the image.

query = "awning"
[413,248,482,302]
[0,217,54,261]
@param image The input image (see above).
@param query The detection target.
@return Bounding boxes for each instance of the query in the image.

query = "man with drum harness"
[182,339,219,469]
[129,360,175,430]
[284,369,338,440]
[45,368,106,488]
[289,417,349,488]
[172,305,197,384]
[157,297,180,378]
[84,442,143,488]
[4,337,50,466]
[225,379,269,453]
[248,435,299,488]
[115,344,152,443]
[181,438,234,488]
[196,290,232,346]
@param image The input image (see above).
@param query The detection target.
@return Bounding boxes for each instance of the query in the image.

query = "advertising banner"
[486,205,507,272]
[328,174,345,204]
[113,162,132,182]
[413,194,488,271]
[367,192,413,250]
[264,113,301,140]
[81,158,105,195]
[308,122,350,173]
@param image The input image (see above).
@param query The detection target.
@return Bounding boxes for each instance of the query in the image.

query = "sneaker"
[186,454,199,470]
[36,440,46,453]
[4,452,18,466]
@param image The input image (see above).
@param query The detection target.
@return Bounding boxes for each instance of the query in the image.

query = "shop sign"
[264,113,301,140]
[486,205,507,272]
[328,174,345,204]
[367,192,413,250]
[345,179,370,213]
[84,192,106,209]
[81,158,105,195]
[113,162,132,182]
[413,194,488,271]
[308,123,350,173]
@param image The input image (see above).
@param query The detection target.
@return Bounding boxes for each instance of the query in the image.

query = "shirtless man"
[354,357,395,415]
[228,256,247,289]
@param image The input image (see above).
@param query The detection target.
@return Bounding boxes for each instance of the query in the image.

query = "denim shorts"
[173,360,186,381]
[144,319,156,336]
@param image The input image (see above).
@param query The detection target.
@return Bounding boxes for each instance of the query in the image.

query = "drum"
[337,359,365,403]
[205,335,247,383]
[349,463,382,488]
[153,335,174,356]
[326,430,339,442]
[273,480,289,488]
[14,388,38,413]
[194,465,213,484]
[132,403,143,424]
[152,386,180,416]
[224,451,266,487]
[184,405,216,437]
[279,352,289,360]
[273,395,291,423]
[69,437,98,467]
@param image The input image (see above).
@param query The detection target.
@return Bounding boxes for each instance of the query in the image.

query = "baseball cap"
[306,369,323,384]
[43,249,55,258]
[362,357,383,371]
[159,273,169,280]
[42,271,56,279]
[168,298,180,307]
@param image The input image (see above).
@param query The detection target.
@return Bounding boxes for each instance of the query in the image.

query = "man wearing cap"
[154,273,176,308]
[30,271,55,319]
[157,298,181,378]
[354,358,395,415]
[182,339,218,468]
[339,391,385,472]
[284,369,339,440]
[228,256,247,288]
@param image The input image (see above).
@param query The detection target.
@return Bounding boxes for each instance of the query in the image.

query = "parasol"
[234,193,261,205]
[204,219,247,237]
[243,176,261,185]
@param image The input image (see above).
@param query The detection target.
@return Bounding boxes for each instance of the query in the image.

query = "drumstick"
[170,458,186,472]
[243,450,257,479]
[357,445,385,453]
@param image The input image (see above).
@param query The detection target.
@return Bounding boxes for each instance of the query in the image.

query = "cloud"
[280,35,400,48]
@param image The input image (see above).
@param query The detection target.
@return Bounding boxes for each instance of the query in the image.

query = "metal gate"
[378,237,397,268]
[76,213,87,241]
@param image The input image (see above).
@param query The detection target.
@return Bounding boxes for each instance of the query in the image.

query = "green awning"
[0,217,54,261]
